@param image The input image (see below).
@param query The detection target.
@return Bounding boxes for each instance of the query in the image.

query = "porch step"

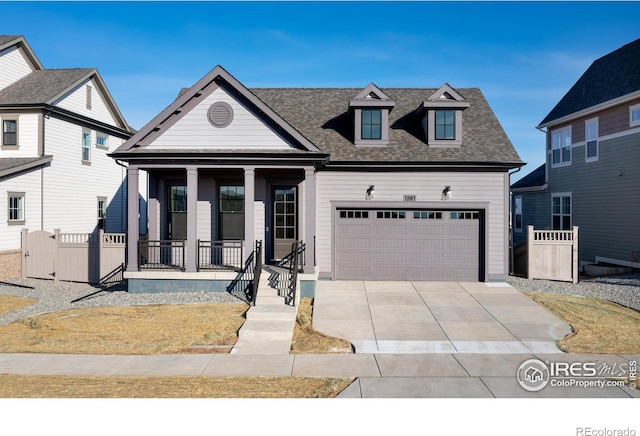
[231,265,297,354]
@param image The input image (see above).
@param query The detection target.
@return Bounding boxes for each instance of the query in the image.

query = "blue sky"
[3,1,640,180]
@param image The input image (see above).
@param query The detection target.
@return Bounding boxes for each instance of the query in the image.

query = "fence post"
[572,226,579,284]
[526,225,534,279]
[21,228,28,279]
[53,228,60,282]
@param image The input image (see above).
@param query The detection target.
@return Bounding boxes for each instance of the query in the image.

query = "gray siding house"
[111,66,522,292]
[512,38,640,270]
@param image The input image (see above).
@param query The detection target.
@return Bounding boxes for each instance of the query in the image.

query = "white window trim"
[550,125,572,168]
[96,133,109,149]
[551,192,572,231]
[7,192,25,225]
[630,103,640,127]
[514,195,523,233]
[82,130,91,164]
[585,117,599,163]
[1,116,19,148]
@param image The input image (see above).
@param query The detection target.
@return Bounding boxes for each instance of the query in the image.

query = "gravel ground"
[0,278,244,326]
[507,273,640,312]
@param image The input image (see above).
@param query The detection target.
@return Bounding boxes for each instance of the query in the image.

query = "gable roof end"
[0,35,44,71]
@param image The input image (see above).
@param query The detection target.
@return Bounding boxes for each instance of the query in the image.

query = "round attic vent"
[207,101,234,128]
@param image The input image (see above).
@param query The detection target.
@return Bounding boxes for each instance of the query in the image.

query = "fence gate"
[526,225,579,283]
[23,230,55,280]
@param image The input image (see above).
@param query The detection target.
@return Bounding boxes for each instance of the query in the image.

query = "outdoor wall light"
[441,185,452,200]
[366,185,375,200]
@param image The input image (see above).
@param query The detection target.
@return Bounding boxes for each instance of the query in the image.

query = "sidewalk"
[1,352,638,398]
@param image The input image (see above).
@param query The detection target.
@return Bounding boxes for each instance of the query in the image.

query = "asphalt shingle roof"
[251,87,521,164]
[539,38,640,126]
[0,69,94,105]
[511,163,546,189]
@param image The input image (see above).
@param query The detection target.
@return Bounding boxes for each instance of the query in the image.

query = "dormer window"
[422,84,469,147]
[362,109,382,140]
[349,83,395,147]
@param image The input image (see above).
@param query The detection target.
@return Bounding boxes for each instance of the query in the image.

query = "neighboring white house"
[0,35,145,280]
[111,65,523,293]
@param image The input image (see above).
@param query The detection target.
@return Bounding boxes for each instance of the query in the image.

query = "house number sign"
[403,194,417,202]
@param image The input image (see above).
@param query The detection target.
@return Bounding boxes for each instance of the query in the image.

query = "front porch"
[123,164,319,298]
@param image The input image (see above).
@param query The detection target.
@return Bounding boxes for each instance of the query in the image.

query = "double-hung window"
[585,118,598,161]
[552,194,571,230]
[96,133,108,149]
[514,196,523,232]
[630,104,640,127]
[2,119,17,147]
[361,109,382,140]
[435,110,455,140]
[7,192,25,225]
[219,185,244,239]
[551,126,571,166]
[82,131,91,163]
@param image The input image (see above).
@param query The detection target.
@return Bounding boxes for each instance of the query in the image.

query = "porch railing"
[278,241,305,306]
[225,240,263,305]
[138,239,185,271]
[198,240,243,271]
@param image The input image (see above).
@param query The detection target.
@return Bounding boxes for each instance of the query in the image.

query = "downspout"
[508,166,522,276]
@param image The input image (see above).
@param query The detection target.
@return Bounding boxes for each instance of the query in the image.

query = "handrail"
[283,241,304,306]
[225,240,262,305]
[250,240,263,305]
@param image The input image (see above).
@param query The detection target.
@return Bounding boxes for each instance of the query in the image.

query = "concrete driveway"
[312,280,573,354]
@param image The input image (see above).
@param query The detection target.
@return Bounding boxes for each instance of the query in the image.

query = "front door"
[168,185,187,240]
[273,187,297,260]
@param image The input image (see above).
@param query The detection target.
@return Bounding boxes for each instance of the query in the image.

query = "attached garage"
[334,208,484,281]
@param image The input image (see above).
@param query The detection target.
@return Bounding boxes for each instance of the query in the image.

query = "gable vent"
[207,101,234,128]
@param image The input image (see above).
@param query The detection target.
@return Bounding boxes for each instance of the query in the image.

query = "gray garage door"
[335,209,481,281]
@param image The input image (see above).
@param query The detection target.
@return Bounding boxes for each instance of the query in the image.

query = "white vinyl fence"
[21,229,126,284]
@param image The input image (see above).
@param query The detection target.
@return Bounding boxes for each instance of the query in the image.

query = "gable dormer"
[349,83,395,146]
[421,84,470,147]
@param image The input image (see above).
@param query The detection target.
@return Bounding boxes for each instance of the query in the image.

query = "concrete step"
[238,319,295,340]
[230,338,293,354]
[245,304,297,321]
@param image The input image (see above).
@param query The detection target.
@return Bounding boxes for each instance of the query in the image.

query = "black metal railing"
[138,239,185,271]
[280,241,304,306]
[226,240,263,305]
[197,240,243,271]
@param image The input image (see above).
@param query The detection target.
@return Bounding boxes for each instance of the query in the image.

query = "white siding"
[146,87,293,150]
[0,45,35,91]
[0,168,42,250]
[41,117,128,234]
[0,113,40,157]
[315,171,507,280]
[54,78,120,126]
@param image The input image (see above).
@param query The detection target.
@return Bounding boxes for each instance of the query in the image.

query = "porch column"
[244,168,255,258]
[126,166,139,272]
[304,167,316,273]
[186,167,198,272]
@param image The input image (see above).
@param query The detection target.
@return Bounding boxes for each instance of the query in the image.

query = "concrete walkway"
[0,352,637,397]
[312,280,573,354]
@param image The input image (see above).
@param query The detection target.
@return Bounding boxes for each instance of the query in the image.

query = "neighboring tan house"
[111,65,523,292]
[0,35,140,279]
[512,38,640,270]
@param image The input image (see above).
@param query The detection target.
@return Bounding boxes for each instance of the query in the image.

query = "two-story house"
[110,65,523,293]
[512,38,640,271]
[0,35,141,280]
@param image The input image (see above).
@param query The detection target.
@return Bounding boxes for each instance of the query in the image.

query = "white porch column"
[186,167,198,272]
[126,166,139,272]
[244,168,255,258]
[304,167,316,273]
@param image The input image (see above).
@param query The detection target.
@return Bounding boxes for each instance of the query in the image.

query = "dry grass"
[525,292,640,354]
[0,303,249,354]
[291,298,353,353]
[0,295,37,315]
[0,375,354,398]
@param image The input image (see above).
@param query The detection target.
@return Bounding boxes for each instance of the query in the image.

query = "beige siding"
[54,78,120,126]
[42,117,127,234]
[146,87,293,150]
[0,113,40,157]
[0,45,35,91]
[0,168,42,250]
[316,171,507,279]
